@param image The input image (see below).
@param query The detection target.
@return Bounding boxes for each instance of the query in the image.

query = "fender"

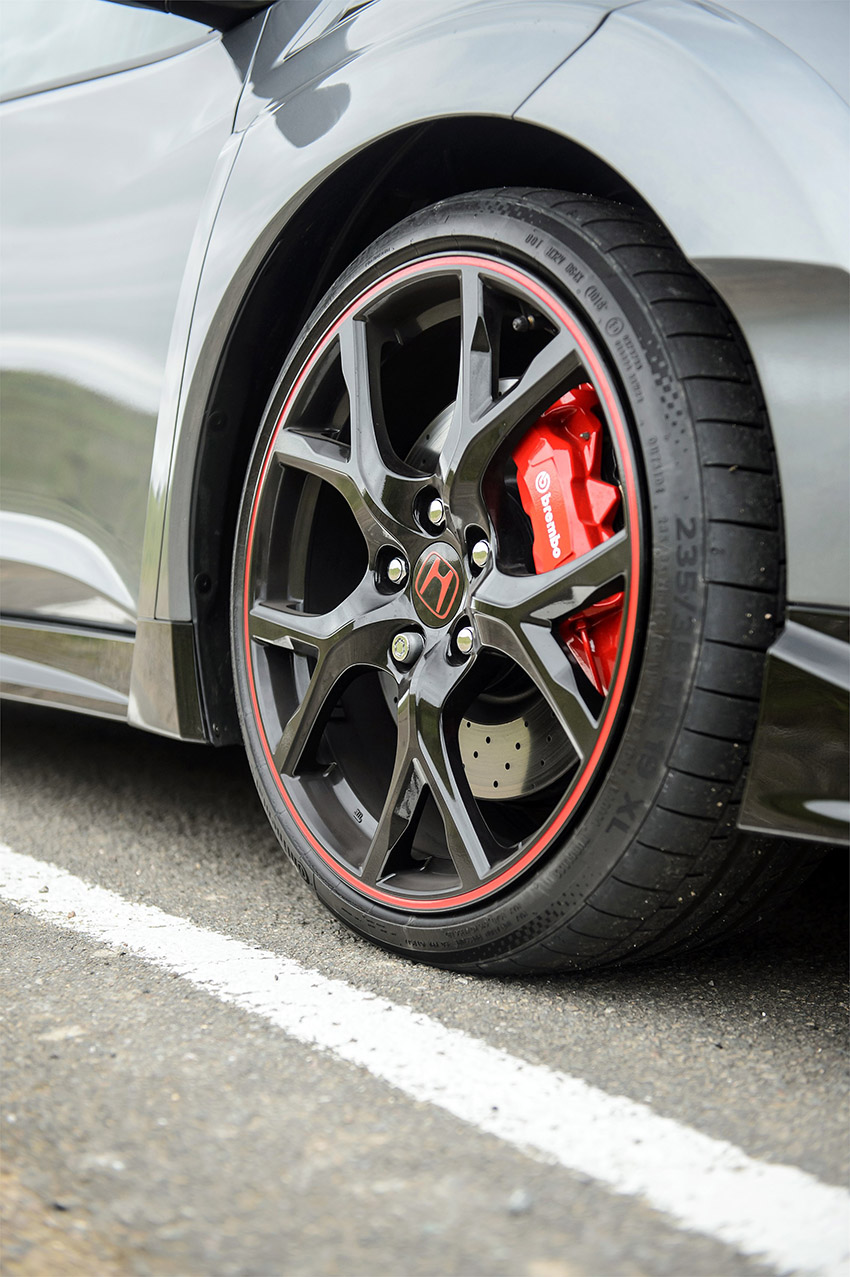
[148,0,628,622]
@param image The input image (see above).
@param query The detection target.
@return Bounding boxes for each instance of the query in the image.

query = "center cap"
[412,542,464,627]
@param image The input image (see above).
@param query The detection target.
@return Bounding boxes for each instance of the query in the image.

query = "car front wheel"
[231,189,808,972]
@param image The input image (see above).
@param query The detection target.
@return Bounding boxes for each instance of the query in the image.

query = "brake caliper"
[513,384,623,696]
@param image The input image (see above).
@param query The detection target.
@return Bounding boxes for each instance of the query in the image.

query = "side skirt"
[0,617,134,721]
[0,616,208,744]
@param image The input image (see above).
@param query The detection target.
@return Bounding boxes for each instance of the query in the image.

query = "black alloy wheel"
[232,190,812,972]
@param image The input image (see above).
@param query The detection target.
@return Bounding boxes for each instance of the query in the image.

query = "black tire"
[231,188,813,973]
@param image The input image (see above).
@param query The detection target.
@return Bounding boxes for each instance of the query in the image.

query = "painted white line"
[1,846,847,1277]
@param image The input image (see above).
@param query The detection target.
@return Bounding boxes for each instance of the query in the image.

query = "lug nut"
[426,497,445,527]
[391,631,423,666]
[386,556,408,586]
[455,626,475,657]
[470,539,490,570]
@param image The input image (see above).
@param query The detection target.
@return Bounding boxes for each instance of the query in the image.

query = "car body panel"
[519,0,849,271]
[144,0,850,630]
[0,20,262,629]
[710,0,849,104]
[0,617,133,718]
[127,617,206,739]
[688,259,849,612]
[516,0,850,608]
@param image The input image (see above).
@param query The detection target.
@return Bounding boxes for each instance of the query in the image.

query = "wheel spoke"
[361,659,494,890]
[458,266,498,425]
[271,646,342,776]
[444,327,583,519]
[475,608,599,764]
[474,531,629,627]
[272,423,406,553]
[253,579,401,776]
[248,599,343,654]
[433,267,497,525]
[359,687,423,885]
[339,313,383,486]
[248,567,383,651]
[339,315,424,530]
[272,428,361,510]
[273,618,400,775]
[435,793,493,889]
[414,691,493,887]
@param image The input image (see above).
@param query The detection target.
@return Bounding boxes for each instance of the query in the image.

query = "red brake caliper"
[513,384,624,696]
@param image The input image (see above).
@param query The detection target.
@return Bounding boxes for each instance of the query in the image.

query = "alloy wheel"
[241,254,643,909]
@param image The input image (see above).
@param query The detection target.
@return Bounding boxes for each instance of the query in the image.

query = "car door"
[0,0,261,628]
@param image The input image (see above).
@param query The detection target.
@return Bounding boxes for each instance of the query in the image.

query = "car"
[1,0,847,972]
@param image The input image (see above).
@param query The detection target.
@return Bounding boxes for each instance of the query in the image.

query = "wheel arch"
[180,116,653,742]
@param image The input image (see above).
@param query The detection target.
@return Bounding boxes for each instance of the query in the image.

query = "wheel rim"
[241,253,643,911]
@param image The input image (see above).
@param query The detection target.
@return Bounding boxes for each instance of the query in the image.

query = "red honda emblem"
[414,551,460,620]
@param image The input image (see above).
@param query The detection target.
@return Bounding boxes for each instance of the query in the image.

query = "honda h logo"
[414,549,461,622]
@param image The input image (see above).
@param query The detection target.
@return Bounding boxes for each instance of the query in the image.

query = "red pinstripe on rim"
[243,254,642,911]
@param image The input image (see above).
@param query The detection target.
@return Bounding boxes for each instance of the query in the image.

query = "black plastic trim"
[739,607,850,844]
[112,0,273,32]
[0,618,133,720]
[128,619,207,742]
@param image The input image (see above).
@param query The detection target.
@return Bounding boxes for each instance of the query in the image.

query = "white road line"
[1,846,847,1277]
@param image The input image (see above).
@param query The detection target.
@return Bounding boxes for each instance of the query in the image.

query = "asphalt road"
[1,700,848,1277]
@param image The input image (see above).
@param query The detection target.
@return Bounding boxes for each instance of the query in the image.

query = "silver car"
[1,0,847,971]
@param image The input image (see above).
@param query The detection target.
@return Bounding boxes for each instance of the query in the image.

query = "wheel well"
[190,116,650,743]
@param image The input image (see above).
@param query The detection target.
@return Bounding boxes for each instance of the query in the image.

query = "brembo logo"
[414,551,460,620]
[535,467,562,559]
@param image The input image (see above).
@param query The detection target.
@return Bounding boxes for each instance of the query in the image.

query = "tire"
[231,188,812,973]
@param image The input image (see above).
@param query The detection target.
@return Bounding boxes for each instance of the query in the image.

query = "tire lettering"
[676,516,697,540]
[613,333,644,375]
[585,284,608,312]
[606,791,643,834]
[637,748,661,780]
[281,837,311,885]
[655,513,671,548]
[647,436,664,493]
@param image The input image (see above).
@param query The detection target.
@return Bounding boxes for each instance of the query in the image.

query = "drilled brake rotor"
[459,700,571,799]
